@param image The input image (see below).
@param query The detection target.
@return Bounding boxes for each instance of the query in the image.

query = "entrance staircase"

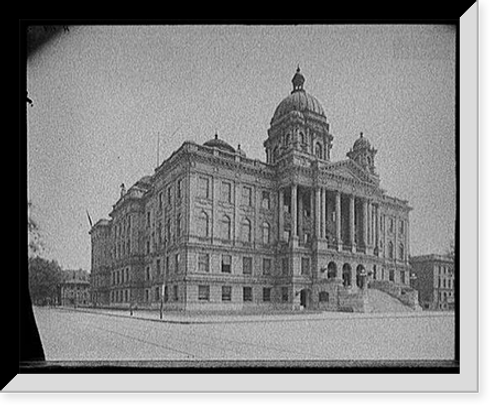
[365,288,414,313]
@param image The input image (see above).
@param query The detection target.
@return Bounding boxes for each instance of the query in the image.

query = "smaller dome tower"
[347,132,378,174]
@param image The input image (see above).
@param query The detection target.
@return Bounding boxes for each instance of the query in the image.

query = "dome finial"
[291,66,305,93]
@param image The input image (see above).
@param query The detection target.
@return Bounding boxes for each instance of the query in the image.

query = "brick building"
[90,68,416,312]
[410,254,455,310]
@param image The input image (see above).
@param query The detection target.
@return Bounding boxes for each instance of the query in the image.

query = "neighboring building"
[90,67,415,312]
[410,254,455,310]
[59,269,90,307]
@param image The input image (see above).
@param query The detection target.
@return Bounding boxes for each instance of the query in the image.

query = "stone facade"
[90,68,414,312]
[410,254,455,310]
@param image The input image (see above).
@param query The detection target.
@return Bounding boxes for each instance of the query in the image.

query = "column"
[278,189,284,241]
[291,184,298,240]
[321,188,327,239]
[349,194,355,252]
[374,204,380,255]
[362,199,368,248]
[335,191,342,248]
[315,187,321,239]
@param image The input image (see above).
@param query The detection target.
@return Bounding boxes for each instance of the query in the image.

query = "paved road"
[33,307,455,361]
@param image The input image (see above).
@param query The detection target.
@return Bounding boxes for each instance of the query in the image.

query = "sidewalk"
[56,306,454,325]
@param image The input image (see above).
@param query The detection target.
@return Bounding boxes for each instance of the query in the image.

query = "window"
[198,177,210,199]
[242,186,252,206]
[241,218,251,242]
[165,256,169,277]
[147,212,151,228]
[319,291,329,302]
[399,243,405,260]
[176,214,182,238]
[315,142,323,158]
[243,257,253,275]
[282,258,289,276]
[243,287,253,302]
[221,181,232,203]
[146,266,150,281]
[221,254,232,273]
[164,285,168,302]
[400,271,406,284]
[389,217,394,233]
[327,262,337,279]
[156,258,161,279]
[166,219,171,244]
[222,286,232,302]
[198,211,210,238]
[301,257,311,275]
[173,285,179,301]
[389,269,395,282]
[261,191,270,209]
[175,253,180,273]
[388,241,394,259]
[399,220,405,234]
[155,286,160,301]
[263,287,271,302]
[158,192,163,210]
[262,222,270,244]
[177,179,183,200]
[263,258,272,276]
[221,215,231,241]
[166,187,171,206]
[145,289,150,302]
[281,287,289,302]
[198,285,210,301]
[198,253,210,272]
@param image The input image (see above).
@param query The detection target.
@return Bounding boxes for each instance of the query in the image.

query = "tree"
[28,256,63,305]
[28,201,43,256]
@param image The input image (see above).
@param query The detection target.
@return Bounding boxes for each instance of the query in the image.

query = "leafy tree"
[28,256,63,305]
[28,201,43,256]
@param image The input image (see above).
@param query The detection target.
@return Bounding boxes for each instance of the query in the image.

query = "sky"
[26,24,456,271]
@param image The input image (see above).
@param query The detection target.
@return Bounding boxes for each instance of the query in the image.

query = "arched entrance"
[342,263,352,287]
[356,264,366,288]
[299,288,311,308]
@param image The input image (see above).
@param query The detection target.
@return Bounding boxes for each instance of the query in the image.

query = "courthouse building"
[90,68,416,312]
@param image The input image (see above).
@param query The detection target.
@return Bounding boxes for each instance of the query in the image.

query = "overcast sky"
[27,24,456,271]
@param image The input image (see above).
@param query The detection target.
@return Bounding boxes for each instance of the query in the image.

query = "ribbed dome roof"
[203,134,236,153]
[271,67,326,124]
[353,132,372,150]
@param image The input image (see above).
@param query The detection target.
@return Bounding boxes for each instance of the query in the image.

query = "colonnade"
[278,184,380,253]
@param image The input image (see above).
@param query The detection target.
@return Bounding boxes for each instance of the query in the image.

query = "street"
[33,307,455,361]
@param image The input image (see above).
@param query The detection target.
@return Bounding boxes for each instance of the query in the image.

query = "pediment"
[320,159,379,186]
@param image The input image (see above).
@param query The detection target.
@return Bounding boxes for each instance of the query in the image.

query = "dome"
[271,67,326,124]
[353,132,372,150]
[203,134,236,153]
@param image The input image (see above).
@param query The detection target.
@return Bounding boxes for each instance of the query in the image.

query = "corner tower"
[264,67,333,164]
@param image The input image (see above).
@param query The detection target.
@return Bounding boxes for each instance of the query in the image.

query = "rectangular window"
[145,289,149,302]
[242,186,252,206]
[261,191,270,209]
[158,192,163,210]
[175,253,180,273]
[221,181,232,203]
[198,285,210,301]
[263,287,271,302]
[146,266,150,281]
[147,212,151,228]
[198,253,210,272]
[156,258,161,279]
[222,286,232,302]
[177,179,183,200]
[164,285,168,302]
[263,258,272,276]
[167,186,171,206]
[243,287,253,302]
[173,285,179,301]
[198,177,210,199]
[221,254,232,273]
[282,258,289,276]
[389,270,395,282]
[165,256,169,277]
[281,287,289,302]
[155,286,160,301]
[301,257,310,275]
[399,220,405,234]
[243,257,253,275]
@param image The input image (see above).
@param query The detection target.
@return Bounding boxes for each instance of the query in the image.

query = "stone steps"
[365,288,414,313]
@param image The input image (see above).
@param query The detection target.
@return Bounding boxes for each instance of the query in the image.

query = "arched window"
[198,211,209,238]
[241,218,251,243]
[221,215,231,241]
[315,142,322,158]
[342,263,352,287]
[399,243,405,260]
[262,222,270,244]
[327,261,336,279]
[176,213,182,238]
[388,241,394,259]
